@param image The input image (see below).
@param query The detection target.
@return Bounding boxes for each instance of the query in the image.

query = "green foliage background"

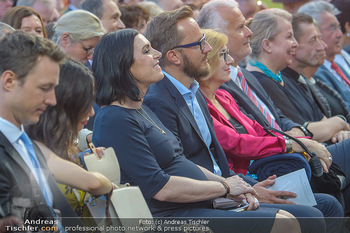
[261,0,283,9]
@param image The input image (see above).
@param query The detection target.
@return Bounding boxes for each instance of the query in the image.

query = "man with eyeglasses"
[197,0,304,136]
[299,1,350,109]
[143,7,338,232]
[144,6,227,180]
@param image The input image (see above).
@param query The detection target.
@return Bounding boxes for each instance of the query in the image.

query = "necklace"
[136,107,166,135]
[249,60,283,83]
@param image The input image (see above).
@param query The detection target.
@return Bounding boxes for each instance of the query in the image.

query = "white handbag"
[82,144,154,233]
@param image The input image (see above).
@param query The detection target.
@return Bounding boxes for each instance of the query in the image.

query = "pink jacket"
[206,89,286,175]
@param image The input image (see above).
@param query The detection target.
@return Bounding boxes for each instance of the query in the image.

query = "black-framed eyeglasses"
[79,41,95,55]
[172,34,206,51]
[219,49,230,61]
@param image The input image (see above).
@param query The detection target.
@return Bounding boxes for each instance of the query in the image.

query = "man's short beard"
[182,51,209,80]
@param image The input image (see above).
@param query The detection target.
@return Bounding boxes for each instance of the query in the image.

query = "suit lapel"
[223,80,271,127]
[0,132,79,220]
[242,70,266,107]
[338,63,350,79]
[225,79,259,108]
[0,132,48,208]
[242,70,280,125]
[0,132,32,176]
[0,131,53,188]
[161,76,204,141]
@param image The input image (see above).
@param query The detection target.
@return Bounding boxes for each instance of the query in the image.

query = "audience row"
[1,0,350,232]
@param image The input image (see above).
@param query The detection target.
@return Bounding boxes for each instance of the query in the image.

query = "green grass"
[260,0,283,9]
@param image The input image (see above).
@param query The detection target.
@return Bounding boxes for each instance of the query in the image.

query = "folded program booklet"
[268,168,317,206]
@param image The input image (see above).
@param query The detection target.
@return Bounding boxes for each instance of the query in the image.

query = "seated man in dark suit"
[0,31,81,230]
[299,1,350,110]
[197,0,307,139]
[197,0,349,144]
[282,12,350,216]
[144,5,343,233]
[280,13,350,143]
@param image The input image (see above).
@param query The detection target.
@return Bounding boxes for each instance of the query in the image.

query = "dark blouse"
[92,104,210,216]
[251,68,324,125]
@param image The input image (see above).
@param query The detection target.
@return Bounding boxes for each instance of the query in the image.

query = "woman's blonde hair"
[52,10,105,44]
[247,8,292,61]
[201,29,228,79]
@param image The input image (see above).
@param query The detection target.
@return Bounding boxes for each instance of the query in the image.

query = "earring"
[347,32,350,37]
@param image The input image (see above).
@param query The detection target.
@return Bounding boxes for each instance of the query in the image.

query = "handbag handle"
[263,127,324,177]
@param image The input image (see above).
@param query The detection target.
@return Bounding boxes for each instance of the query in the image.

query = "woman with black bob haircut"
[91,28,301,233]
[92,29,141,106]
[26,59,113,218]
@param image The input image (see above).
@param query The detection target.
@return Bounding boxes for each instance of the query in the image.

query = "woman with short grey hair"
[52,10,106,64]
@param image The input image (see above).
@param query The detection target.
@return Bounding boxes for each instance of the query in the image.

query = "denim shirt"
[163,71,222,176]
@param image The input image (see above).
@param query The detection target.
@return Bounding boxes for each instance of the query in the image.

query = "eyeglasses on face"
[321,22,341,32]
[219,49,230,61]
[172,34,206,51]
[78,41,95,55]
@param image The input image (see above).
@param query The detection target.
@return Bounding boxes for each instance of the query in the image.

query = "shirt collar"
[323,59,332,70]
[68,4,78,10]
[297,74,307,85]
[230,65,238,81]
[163,70,199,95]
[0,117,24,144]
